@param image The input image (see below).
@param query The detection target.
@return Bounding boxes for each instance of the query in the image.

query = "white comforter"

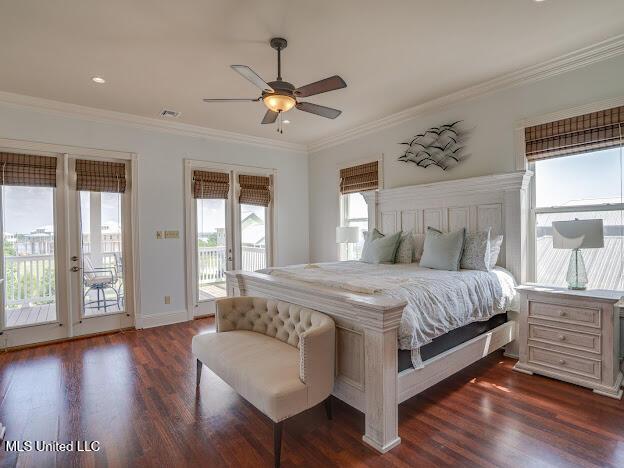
[261,261,517,368]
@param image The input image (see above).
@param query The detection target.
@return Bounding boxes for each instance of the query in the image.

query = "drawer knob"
[558,335,566,341]
[558,359,566,365]
[558,310,567,317]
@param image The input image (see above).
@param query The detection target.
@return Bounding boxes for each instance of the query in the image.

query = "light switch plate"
[164,230,179,239]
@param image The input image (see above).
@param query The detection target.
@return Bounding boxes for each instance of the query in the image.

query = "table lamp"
[552,219,604,290]
[336,226,360,260]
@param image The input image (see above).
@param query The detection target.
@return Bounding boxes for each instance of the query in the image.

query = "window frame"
[528,159,624,285]
[339,192,369,260]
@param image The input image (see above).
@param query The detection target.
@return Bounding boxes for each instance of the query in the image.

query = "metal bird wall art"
[397,121,467,170]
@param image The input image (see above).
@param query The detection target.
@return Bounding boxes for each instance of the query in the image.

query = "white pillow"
[489,235,504,269]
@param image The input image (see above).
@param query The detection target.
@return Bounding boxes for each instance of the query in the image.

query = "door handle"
[71,256,79,261]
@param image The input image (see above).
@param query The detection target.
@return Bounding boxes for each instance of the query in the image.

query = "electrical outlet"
[156,231,164,240]
[164,295,171,305]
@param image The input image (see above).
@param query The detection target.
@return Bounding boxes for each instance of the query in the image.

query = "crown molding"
[308,34,624,154]
[0,91,307,154]
[378,170,533,203]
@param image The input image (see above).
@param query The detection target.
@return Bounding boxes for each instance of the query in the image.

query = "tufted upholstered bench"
[192,296,335,468]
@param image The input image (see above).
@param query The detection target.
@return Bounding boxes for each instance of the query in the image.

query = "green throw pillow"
[419,227,466,271]
[360,229,403,264]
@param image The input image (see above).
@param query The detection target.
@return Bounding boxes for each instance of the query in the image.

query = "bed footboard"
[226,270,406,453]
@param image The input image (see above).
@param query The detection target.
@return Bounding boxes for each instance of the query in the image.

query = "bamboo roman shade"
[339,161,379,194]
[525,105,624,162]
[239,174,271,207]
[192,170,230,199]
[76,159,127,193]
[0,152,57,187]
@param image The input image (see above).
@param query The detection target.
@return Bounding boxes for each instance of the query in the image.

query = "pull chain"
[276,111,283,134]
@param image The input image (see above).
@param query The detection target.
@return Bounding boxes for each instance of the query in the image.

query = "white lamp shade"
[552,219,604,250]
[336,226,360,244]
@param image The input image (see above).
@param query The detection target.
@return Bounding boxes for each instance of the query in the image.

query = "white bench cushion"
[192,330,307,422]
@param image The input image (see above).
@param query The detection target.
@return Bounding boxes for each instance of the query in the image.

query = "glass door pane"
[79,191,124,317]
[2,186,57,328]
[196,198,227,301]
[240,204,267,272]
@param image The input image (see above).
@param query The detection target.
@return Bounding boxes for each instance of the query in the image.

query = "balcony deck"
[5,302,122,328]
[199,282,227,300]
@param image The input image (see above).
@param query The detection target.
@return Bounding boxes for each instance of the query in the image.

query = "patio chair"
[83,256,120,312]
[112,252,124,307]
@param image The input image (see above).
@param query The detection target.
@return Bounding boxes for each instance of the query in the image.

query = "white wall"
[309,55,624,262]
[0,104,309,319]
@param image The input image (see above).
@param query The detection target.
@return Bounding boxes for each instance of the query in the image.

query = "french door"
[186,161,274,317]
[0,148,135,348]
[67,157,134,336]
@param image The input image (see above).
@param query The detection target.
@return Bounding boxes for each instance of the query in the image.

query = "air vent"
[160,109,181,118]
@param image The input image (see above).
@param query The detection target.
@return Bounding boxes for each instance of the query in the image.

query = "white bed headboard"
[367,171,532,282]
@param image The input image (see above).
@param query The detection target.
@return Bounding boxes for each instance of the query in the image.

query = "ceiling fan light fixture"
[263,94,296,113]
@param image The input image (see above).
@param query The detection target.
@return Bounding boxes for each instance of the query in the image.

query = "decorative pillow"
[419,227,466,271]
[412,233,426,262]
[360,228,383,261]
[489,234,504,269]
[360,230,402,264]
[395,233,414,264]
[460,228,491,271]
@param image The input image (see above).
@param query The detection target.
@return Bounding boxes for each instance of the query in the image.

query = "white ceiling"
[1,0,623,145]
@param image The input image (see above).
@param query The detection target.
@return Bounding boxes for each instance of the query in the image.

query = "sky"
[535,147,623,207]
[2,188,121,234]
[196,198,265,234]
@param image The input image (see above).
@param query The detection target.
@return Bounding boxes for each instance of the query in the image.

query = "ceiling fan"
[203,37,346,133]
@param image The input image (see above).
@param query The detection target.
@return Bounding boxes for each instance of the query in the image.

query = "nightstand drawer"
[528,301,600,328]
[528,346,601,380]
[528,324,600,354]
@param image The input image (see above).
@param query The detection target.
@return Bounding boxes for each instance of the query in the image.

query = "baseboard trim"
[135,310,188,329]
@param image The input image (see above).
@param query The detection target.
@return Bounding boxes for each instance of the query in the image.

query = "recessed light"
[283,120,290,124]
[92,76,106,84]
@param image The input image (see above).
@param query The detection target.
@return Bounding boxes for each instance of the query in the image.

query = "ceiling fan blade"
[202,98,260,102]
[296,102,342,119]
[294,75,346,98]
[231,65,274,92]
[261,110,279,124]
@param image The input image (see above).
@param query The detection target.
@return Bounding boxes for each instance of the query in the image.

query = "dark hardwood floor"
[1,318,623,467]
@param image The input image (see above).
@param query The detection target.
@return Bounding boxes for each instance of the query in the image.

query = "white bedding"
[260,261,517,368]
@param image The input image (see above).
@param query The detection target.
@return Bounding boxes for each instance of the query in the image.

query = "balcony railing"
[3,246,266,308]
[3,252,119,307]
[198,245,266,285]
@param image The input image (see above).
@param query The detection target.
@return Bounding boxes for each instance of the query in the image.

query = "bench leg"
[196,359,202,387]
[324,396,332,420]
[274,421,283,468]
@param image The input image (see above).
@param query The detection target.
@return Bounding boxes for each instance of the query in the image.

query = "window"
[532,147,623,290]
[340,192,368,260]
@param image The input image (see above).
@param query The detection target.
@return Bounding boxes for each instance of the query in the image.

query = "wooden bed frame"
[226,170,532,453]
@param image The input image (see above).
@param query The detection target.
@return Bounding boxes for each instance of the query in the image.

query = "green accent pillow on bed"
[419,227,466,271]
[360,229,402,264]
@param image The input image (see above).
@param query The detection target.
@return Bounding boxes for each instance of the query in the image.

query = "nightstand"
[513,284,623,399]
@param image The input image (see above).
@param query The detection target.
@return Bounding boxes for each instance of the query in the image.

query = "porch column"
[90,192,102,267]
